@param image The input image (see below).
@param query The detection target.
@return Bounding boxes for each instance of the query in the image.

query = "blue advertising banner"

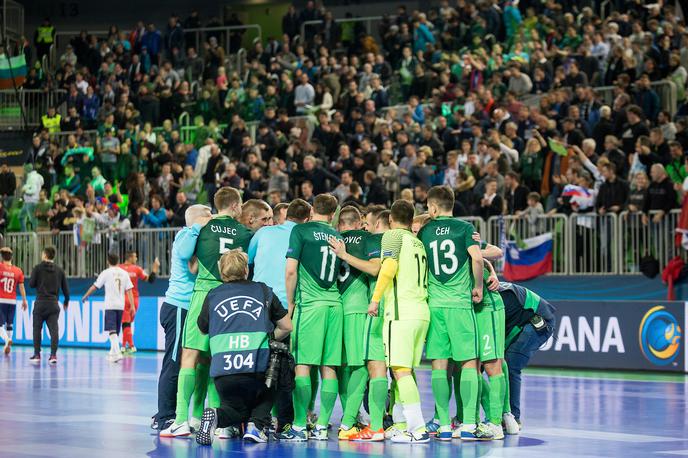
[11,296,166,351]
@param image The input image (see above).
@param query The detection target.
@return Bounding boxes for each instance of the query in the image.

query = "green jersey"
[481,268,505,311]
[418,216,478,309]
[380,228,429,322]
[194,215,253,291]
[338,230,370,315]
[287,221,343,308]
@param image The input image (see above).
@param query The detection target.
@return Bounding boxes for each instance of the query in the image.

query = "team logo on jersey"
[639,306,682,366]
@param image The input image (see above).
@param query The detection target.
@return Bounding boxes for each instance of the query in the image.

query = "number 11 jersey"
[287,221,342,308]
[195,215,253,292]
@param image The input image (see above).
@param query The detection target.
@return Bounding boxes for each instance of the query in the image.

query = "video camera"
[265,340,293,389]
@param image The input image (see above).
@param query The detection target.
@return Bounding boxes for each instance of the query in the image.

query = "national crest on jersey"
[195,215,253,291]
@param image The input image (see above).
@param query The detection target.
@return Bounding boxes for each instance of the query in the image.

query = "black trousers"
[274,335,294,429]
[214,374,274,430]
[155,302,188,427]
[33,301,60,356]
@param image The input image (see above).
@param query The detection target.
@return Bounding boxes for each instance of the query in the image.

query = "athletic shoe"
[129,346,137,353]
[338,425,361,440]
[306,411,317,431]
[216,426,240,439]
[384,423,407,439]
[502,413,520,435]
[312,425,328,441]
[487,422,505,440]
[459,423,494,441]
[196,409,217,445]
[48,355,57,365]
[108,352,123,363]
[357,409,371,427]
[3,339,11,355]
[29,354,40,364]
[160,421,192,438]
[243,422,268,443]
[278,425,308,442]
[425,419,440,436]
[189,417,201,433]
[383,414,394,430]
[436,425,452,441]
[150,417,159,430]
[350,427,385,442]
[390,430,431,443]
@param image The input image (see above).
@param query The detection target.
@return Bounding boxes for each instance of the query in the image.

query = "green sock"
[488,374,506,425]
[341,366,368,428]
[453,370,462,422]
[207,377,220,409]
[502,361,511,414]
[317,378,339,427]
[293,375,311,428]
[309,367,319,412]
[191,363,209,418]
[480,376,490,418]
[368,377,388,431]
[175,367,195,422]
[460,368,479,426]
[338,366,352,413]
[431,369,451,427]
[388,379,397,416]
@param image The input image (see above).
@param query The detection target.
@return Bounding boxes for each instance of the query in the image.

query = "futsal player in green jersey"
[280,194,344,442]
[474,259,507,439]
[331,206,371,440]
[169,187,254,438]
[417,186,493,441]
[369,200,431,444]
[329,207,389,442]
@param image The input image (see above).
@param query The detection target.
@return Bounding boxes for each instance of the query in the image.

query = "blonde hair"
[219,249,248,282]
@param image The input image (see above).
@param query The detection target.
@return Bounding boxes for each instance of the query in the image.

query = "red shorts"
[122,297,140,323]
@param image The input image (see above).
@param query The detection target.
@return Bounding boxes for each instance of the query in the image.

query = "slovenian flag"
[503,232,553,281]
[0,54,27,89]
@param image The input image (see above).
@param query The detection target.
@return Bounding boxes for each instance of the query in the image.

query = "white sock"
[401,402,425,433]
[0,327,8,342]
[392,403,406,424]
[109,333,121,354]
[6,329,12,341]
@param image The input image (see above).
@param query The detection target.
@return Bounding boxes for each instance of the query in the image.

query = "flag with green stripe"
[0,54,27,89]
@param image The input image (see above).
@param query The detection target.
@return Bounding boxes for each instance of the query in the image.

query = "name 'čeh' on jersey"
[94,266,134,311]
[195,215,253,291]
[380,228,429,322]
[417,216,478,309]
[287,221,342,308]
[338,229,370,315]
[0,263,24,304]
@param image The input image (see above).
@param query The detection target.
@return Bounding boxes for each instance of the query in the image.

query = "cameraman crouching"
[195,249,292,445]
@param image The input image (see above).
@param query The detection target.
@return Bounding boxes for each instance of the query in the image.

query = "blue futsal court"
[0,346,686,458]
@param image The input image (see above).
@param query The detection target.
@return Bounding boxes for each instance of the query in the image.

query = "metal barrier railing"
[0,89,67,129]
[486,214,569,275]
[461,216,486,239]
[568,213,618,275]
[594,80,678,116]
[5,228,180,279]
[50,129,99,148]
[618,209,683,275]
[300,16,388,45]
[2,0,24,45]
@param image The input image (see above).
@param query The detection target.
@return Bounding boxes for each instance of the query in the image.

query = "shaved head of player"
[240,199,272,231]
[338,205,362,232]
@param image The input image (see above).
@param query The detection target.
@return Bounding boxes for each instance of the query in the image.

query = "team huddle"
[154,185,526,445]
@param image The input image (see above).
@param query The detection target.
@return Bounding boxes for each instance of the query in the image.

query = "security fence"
[0,89,67,129]
[1,211,685,278]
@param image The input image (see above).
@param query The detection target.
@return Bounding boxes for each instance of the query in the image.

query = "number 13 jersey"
[195,215,253,292]
[287,221,342,308]
[380,228,429,322]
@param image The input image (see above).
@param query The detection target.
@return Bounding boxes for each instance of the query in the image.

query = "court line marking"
[657,451,688,456]
[526,427,684,443]
[523,372,688,384]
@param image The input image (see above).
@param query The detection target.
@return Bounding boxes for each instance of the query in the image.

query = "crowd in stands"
[8,0,688,235]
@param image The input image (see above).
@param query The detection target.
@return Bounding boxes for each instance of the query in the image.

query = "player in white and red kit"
[119,251,159,352]
[0,247,28,355]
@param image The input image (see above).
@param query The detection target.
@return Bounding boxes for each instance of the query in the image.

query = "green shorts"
[343,313,368,366]
[292,305,343,366]
[182,289,210,353]
[426,307,479,362]
[475,304,505,362]
[383,319,429,369]
[363,315,385,362]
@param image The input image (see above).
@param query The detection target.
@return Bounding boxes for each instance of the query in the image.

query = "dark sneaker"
[29,354,40,364]
[196,408,218,446]
[48,355,57,365]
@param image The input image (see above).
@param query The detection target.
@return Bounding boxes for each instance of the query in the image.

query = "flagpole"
[0,0,29,130]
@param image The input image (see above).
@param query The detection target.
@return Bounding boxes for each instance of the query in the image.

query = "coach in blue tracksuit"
[153,204,212,431]
[498,282,556,423]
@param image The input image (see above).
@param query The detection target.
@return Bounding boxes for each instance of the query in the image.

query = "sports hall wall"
[10,276,687,373]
